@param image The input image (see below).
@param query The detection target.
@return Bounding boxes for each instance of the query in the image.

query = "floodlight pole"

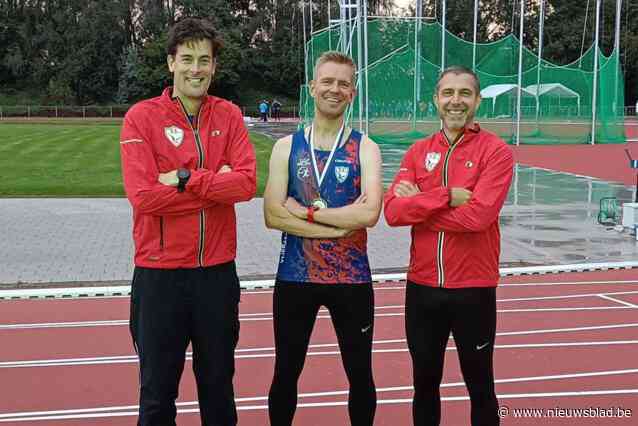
[515,0,525,146]
[591,0,601,145]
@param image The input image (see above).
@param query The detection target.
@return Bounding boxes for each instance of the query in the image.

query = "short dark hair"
[435,65,480,95]
[167,17,223,58]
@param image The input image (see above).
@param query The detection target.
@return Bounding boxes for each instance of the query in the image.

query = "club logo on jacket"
[335,166,349,183]
[164,126,184,147]
[425,152,441,172]
[296,157,311,180]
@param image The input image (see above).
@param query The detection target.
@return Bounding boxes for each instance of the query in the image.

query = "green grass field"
[0,123,274,197]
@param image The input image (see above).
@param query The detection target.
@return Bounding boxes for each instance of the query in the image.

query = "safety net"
[299,19,625,145]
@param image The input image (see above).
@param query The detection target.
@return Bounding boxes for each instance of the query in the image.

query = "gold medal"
[311,198,328,209]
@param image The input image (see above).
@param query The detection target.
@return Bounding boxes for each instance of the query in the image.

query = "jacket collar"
[161,87,212,111]
[439,122,481,147]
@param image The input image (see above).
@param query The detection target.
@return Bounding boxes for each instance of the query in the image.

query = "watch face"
[177,169,189,179]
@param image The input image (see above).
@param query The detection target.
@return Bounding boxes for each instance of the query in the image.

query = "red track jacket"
[120,88,256,269]
[384,124,513,288]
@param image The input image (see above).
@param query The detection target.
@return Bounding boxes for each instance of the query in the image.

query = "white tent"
[524,83,581,115]
[480,84,535,116]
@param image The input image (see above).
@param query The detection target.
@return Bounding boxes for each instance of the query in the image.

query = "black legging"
[268,281,376,426]
[405,282,499,426]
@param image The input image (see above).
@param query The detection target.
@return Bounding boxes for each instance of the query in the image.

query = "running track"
[1,269,637,425]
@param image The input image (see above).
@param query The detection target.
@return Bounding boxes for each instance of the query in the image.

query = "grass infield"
[0,123,274,197]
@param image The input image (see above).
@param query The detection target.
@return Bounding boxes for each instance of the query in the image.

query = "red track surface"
[513,142,638,186]
[1,269,637,425]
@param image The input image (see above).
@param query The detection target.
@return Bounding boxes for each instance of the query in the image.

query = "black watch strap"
[177,168,190,193]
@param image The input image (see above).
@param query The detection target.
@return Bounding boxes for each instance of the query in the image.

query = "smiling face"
[310,61,356,120]
[434,71,481,137]
[167,39,216,109]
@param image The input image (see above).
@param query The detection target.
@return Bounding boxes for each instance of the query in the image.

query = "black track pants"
[130,262,240,426]
[405,282,499,426]
[268,282,377,426]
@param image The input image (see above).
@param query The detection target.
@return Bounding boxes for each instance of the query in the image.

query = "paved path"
[3,121,637,285]
[2,196,638,285]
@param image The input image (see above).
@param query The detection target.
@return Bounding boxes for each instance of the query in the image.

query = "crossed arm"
[384,144,513,232]
[120,109,256,216]
[263,135,383,238]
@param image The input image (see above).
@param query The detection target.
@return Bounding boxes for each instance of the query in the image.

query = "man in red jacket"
[384,66,513,426]
[119,17,256,426]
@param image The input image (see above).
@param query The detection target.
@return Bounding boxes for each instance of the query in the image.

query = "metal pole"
[591,0,601,145]
[309,0,313,34]
[302,1,309,85]
[441,0,446,71]
[613,0,622,115]
[535,0,545,123]
[472,0,478,71]
[357,0,363,131]
[515,0,525,146]
[414,0,422,129]
[328,0,332,50]
[363,0,369,135]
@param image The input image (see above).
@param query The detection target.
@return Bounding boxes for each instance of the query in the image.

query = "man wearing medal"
[264,51,383,426]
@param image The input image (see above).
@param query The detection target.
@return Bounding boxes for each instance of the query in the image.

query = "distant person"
[272,99,282,121]
[259,99,269,122]
[264,51,383,426]
[119,17,256,425]
[384,65,513,425]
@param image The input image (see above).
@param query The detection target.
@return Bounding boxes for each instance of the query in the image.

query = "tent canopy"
[480,84,535,99]
[524,83,580,99]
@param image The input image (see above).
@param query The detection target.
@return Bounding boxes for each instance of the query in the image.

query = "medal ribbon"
[308,122,345,189]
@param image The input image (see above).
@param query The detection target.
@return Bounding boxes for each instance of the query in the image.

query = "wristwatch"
[177,168,191,193]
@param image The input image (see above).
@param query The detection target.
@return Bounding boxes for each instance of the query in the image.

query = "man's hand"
[449,187,472,207]
[394,180,420,198]
[284,197,307,219]
[158,170,178,187]
[218,164,232,174]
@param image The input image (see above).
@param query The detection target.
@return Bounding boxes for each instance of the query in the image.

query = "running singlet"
[276,128,371,283]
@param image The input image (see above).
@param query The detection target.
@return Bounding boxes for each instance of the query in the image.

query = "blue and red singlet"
[276,127,371,284]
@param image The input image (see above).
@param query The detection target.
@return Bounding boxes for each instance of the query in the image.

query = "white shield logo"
[335,166,349,183]
[425,152,441,172]
[164,126,184,147]
[296,157,311,180]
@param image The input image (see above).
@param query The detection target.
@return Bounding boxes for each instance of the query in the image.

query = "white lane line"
[2,389,637,421]
[598,294,638,308]
[3,336,638,369]
[5,290,637,330]
[6,388,638,422]
[0,369,638,419]
[498,290,638,303]
[501,279,638,287]
[499,307,636,312]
